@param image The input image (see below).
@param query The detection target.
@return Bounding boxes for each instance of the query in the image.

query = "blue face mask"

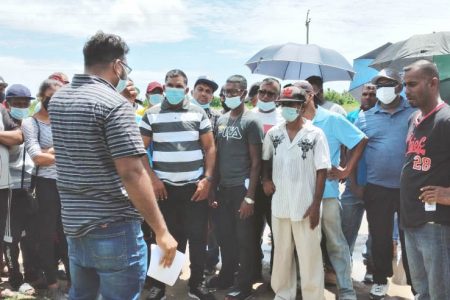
[257,99,276,112]
[115,63,128,93]
[165,87,185,105]
[10,107,29,120]
[148,94,163,105]
[191,98,210,109]
[224,96,242,110]
[281,107,300,122]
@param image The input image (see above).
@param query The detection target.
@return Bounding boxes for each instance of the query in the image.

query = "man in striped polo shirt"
[140,69,216,300]
[49,32,177,300]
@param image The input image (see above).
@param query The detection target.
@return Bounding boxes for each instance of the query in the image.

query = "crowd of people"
[0,31,449,300]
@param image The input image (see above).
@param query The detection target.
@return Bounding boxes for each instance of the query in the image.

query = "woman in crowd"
[22,79,68,299]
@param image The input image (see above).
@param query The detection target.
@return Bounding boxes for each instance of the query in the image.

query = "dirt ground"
[0,215,414,300]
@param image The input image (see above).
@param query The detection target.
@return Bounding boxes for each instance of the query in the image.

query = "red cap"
[146,81,163,93]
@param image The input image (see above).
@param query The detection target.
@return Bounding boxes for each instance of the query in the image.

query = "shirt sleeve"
[247,117,264,145]
[139,111,153,137]
[1,107,19,131]
[262,130,274,161]
[199,109,212,135]
[333,114,366,150]
[104,102,146,159]
[314,129,332,170]
[22,118,42,159]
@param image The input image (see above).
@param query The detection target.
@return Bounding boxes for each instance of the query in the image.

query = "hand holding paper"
[148,244,186,286]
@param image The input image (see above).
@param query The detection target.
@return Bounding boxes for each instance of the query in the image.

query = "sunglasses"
[258,89,278,98]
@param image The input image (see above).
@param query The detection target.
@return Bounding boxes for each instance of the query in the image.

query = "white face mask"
[376,87,397,105]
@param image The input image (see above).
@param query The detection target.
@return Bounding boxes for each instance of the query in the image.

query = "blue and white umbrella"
[245,43,355,82]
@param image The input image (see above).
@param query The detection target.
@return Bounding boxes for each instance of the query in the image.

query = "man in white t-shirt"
[262,86,331,300]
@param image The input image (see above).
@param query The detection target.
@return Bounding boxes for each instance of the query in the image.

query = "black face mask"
[0,92,5,103]
[42,97,51,111]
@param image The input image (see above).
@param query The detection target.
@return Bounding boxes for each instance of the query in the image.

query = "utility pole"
[305,9,311,44]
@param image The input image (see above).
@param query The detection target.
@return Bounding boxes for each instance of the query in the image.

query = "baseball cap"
[146,81,163,93]
[0,76,7,87]
[371,69,402,84]
[5,84,35,100]
[275,86,306,103]
[245,82,261,102]
[194,76,218,92]
[49,72,70,84]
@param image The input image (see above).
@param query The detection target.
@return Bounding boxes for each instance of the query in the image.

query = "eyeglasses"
[120,61,132,75]
[223,89,243,97]
[376,81,397,88]
[258,89,278,98]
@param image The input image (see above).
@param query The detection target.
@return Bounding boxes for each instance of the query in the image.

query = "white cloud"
[0,0,193,43]
[0,56,81,96]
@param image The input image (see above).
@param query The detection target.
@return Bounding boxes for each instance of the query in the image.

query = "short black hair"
[248,82,261,98]
[226,75,247,90]
[165,69,188,85]
[261,77,281,93]
[404,60,440,80]
[83,31,129,67]
[306,75,323,88]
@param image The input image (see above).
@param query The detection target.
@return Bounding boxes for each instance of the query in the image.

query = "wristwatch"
[244,197,255,204]
[204,176,214,182]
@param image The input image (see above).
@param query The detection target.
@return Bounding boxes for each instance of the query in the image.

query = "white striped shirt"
[139,99,211,185]
[263,120,331,220]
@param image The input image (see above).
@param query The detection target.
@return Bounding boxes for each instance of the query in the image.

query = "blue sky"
[1,0,449,97]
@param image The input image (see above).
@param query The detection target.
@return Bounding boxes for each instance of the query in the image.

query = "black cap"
[275,86,306,103]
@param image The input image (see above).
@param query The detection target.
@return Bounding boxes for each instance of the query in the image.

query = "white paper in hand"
[147,244,186,286]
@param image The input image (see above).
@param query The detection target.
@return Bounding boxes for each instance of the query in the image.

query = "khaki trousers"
[271,216,325,300]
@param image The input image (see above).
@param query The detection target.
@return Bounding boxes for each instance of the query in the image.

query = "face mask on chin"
[191,98,210,109]
[376,87,397,105]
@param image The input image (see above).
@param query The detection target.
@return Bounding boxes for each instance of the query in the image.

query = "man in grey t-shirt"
[206,75,263,300]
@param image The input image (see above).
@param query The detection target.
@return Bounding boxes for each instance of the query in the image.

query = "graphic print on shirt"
[220,125,242,140]
[269,133,285,155]
[298,138,314,159]
[406,133,431,171]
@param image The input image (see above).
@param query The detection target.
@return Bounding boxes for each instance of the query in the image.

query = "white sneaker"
[369,283,388,300]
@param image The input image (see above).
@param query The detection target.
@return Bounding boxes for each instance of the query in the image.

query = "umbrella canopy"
[245,43,355,81]
[349,43,392,99]
[370,31,450,71]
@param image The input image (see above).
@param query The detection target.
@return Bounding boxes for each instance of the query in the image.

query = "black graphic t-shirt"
[400,103,450,228]
[216,110,263,187]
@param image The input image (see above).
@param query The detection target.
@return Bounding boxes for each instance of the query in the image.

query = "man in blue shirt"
[297,81,367,300]
[355,69,416,300]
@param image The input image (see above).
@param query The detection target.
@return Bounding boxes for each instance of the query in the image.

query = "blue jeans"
[405,223,450,300]
[322,198,356,300]
[67,220,147,300]
[340,194,365,254]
